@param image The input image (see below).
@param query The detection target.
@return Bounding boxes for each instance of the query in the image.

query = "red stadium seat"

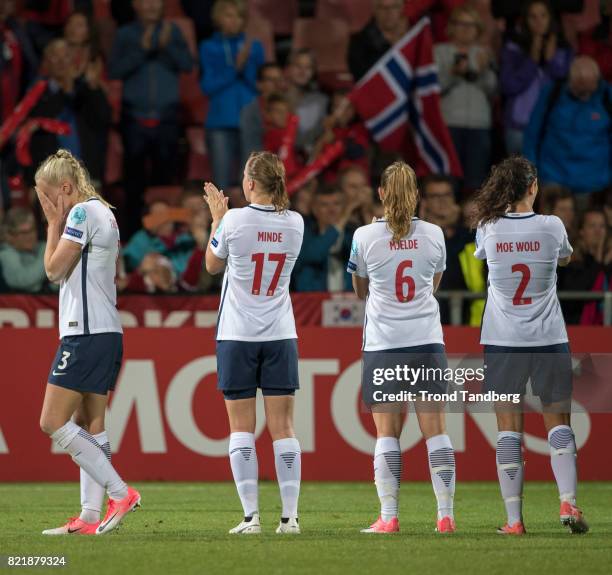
[164,0,186,18]
[97,17,117,61]
[107,80,122,124]
[248,0,298,36]
[186,127,212,181]
[105,128,123,184]
[292,18,350,74]
[246,12,276,62]
[144,186,183,206]
[93,0,111,19]
[316,0,373,33]
[180,74,208,125]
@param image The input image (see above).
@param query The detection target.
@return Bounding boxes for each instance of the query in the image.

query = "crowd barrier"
[0,296,610,480]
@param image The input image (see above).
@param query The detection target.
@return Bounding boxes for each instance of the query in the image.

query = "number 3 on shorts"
[57,351,71,371]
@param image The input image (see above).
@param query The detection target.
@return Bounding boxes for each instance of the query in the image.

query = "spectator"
[500,0,573,154]
[404,0,466,43]
[262,93,301,177]
[312,90,370,178]
[290,178,317,217]
[127,252,179,293]
[0,207,48,292]
[0,0,38,124]
[435,5,497,191]
[286,49,328,154]
[63,9,104,80]
[559,208,611,324]
[578,0,612,82]
[337,165,375,227]
[239,62,284,169]
[27,38,111,187]
[122,200,195,275]
[294,186,359,292]
[524,56,612,200]
[200,0,264,190]
[348,0,408,82]
[420,175,485,325]
[108,0,193,236]
[493,0,587,34]
[540,184,576,235]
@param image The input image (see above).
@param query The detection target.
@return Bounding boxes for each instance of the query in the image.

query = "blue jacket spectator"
[200,0,264,189]
[293,187,357,292]
[524,57,612,196]
[108,0,193,238]
[499,0,572,155]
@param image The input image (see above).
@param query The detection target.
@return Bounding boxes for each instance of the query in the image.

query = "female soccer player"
[472,156,588,535]
[36,149,140,536]
[347,161,456,534]
[204,151,304,534]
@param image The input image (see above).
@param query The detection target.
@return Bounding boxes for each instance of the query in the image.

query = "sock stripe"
[230,447,254,462]
[99,442,111,461]
[383,451,402,482]
[496,437,522,464]
[549,428,574,450]
[77,429,103,451]
[279,452,298,469]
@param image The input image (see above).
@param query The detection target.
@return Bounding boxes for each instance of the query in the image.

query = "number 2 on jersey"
[251,253,287,296]
[511,263,532,305]
[395,260,416,302]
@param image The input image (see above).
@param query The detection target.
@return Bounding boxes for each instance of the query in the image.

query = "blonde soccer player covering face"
[36,150,140,536]
[347,161,456,534]
[204,152,304,534]
[472,157,587,535]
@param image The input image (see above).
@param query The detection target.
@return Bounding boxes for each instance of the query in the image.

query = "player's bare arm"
[352,274,369,300]
[203,181,229,275]
[36,187,81,282]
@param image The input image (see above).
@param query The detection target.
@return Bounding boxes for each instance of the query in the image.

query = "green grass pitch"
[0,482,611,575]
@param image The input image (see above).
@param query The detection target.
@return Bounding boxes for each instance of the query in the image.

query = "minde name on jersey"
[258,231,283,242]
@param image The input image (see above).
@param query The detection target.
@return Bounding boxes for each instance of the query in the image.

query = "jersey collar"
[502,212,536,219]
[248,203,276,212]
[375,217,420,222]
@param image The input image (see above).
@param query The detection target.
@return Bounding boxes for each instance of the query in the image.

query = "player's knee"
[267,423,294,442]
[40,416,59,436]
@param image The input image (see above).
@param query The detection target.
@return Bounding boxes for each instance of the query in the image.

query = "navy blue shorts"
[483,343,572,404]
[362,344,448,405]
[48,333,123,396]
[216,339,299,400]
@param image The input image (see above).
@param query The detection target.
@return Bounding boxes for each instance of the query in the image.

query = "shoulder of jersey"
[413,218,444,238]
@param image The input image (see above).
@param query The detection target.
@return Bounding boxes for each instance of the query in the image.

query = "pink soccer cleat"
[96,486,141,535]
[360,516,400,533]
[42,517,99,535]
[436,516,456,533]
[497,521,526,535]
[560,501,589,534]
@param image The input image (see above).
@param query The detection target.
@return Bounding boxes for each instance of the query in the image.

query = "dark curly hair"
[471,157,538,227]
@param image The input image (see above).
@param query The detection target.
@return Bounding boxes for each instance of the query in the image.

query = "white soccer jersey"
[475,212,573,346]
[347,218,446,351]
[59,199,122,339]
[211,204,304,341]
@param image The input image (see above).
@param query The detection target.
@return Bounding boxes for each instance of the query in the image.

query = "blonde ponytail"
[246,151,289,212]
[35,149,114,209]
[380,161,418,242]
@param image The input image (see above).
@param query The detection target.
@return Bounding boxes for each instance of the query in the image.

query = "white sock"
[496,431,524,525]
[51,421,127,501]
[374,437,401,522]
[548,425,577,505]
[79,431,110,523]
[273,437,301,519]
[229,432,259,517]
[426,434,456,520]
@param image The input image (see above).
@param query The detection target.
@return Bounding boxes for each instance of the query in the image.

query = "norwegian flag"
[349,18,462,177]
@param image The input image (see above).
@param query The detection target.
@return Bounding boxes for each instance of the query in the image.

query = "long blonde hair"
[246,151,289,212]
[380,161,418,242]
[35,149,113,208]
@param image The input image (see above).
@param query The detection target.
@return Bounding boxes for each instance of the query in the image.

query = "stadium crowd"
[0,0,610,324]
